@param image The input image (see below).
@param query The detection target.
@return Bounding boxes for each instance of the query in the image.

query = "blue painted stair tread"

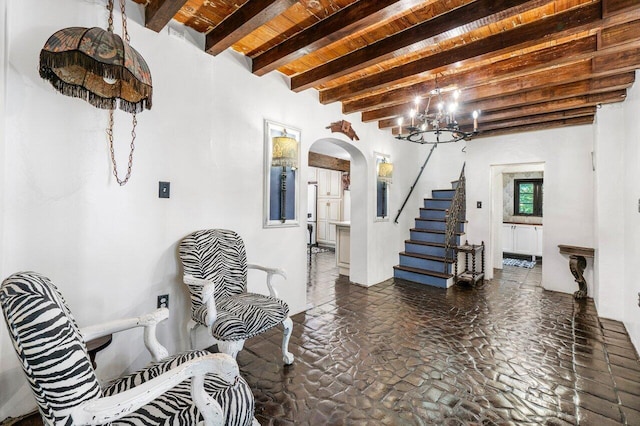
[394,184,465,288]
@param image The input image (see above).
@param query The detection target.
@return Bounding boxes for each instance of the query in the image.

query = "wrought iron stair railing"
[394,143,438,224]
[444,163,466,273]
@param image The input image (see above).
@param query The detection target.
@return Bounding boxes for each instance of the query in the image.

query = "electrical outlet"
[159,181,170,199]
[477,201,482,208]
[157,294,169,309]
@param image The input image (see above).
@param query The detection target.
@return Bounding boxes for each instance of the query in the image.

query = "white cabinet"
[318,168,342,198]
[317,199,341,244]
[536,226,543,256]
[503,223,543,258]
[502,224,514,252]
[315,168,343,245]
[308,167,318,182]
[335,222,350,276]
[514,225,537,256]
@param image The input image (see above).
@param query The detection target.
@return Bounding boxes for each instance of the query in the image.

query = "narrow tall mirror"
[264,119,301,227]
[375,153,393,220]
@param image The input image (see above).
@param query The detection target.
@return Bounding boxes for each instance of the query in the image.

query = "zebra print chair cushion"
[104,350,254,426]
[212,293,288,341]
[1,272,255,426]
[179,229,290,342]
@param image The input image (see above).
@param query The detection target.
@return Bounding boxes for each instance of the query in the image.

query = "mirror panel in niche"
[264,119,301,228]
[375,153,393,220]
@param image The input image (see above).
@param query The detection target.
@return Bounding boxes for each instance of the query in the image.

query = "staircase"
[393,172,466,288]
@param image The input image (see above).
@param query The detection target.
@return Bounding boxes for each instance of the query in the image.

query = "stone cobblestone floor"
[6,251,640,425]
[238,251,640,425]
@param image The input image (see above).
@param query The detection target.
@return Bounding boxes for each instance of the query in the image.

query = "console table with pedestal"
[558,244,595,299]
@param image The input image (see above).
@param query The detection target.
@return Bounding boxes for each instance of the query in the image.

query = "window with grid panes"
[514,179,543,216]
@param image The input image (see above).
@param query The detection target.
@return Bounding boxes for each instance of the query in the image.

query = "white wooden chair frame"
[67,308,255,426]
[184,263,294,365]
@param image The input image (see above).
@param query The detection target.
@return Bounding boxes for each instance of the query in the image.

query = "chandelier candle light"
[396,88,479,144]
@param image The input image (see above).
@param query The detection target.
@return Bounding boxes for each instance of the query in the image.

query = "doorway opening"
[491,162,545,284]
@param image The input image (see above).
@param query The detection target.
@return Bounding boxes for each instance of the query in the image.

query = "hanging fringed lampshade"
[37,0,152,186]
[39,26,152,113]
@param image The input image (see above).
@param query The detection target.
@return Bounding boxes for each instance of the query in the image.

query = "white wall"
[622,72,640,351]
[594,71,640,349]
[593,104,626,319]
[1,0,6,279]
[465,125,595,293]
[0,0,425,419]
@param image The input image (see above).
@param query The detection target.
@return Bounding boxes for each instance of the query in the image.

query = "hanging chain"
[108,110,137,186]
[106,0,130,42]
[107,0,114,32]
[119,0,130,43]
[104,0,136,186]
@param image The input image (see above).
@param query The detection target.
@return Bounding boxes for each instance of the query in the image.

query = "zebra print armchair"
[0,271,257,426]
[179,229,294,365]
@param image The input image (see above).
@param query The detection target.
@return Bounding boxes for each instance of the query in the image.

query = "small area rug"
[307,246,333,254]
[503,258,537,269]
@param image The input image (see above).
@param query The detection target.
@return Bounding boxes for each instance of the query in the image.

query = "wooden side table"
[86,334,112,369]
[454,241,485,286]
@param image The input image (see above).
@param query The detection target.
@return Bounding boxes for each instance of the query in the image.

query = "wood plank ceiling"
[139,0,640,139]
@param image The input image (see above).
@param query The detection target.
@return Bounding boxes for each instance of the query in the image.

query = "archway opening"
[306,138,368,289]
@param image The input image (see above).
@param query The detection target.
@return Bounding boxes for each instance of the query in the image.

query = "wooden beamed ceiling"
[139,0,640,139]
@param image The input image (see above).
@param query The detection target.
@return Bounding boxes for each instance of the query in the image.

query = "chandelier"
[395,88,479,144]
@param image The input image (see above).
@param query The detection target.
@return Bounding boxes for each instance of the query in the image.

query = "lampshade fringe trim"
[39,47,152,113]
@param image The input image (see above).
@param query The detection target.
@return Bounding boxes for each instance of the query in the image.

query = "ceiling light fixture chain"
[119,0,131,43]
[106,0,131,42]
[108,109,137,186]
[107,0,114,32]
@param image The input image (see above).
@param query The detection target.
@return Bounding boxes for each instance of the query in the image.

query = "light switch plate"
[159,181,170,198]
[477,201,482,208]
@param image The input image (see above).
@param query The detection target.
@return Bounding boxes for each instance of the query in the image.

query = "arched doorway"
[307,137,369,286]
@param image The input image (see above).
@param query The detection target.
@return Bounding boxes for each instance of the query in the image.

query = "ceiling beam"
[365,72,634,122]
[145,0,187,32]
[464,72,635,114]
[341,33,640,114]
[473,116,595,138]
[308,152,350,172]
[340,37,598,113]
[318,2,603,101]
[205,0,297,56]
[290,0,547,92]
[470,107,597,132]
[251,0,426,76]
[603,0,639,17]
[329,16,640,107]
